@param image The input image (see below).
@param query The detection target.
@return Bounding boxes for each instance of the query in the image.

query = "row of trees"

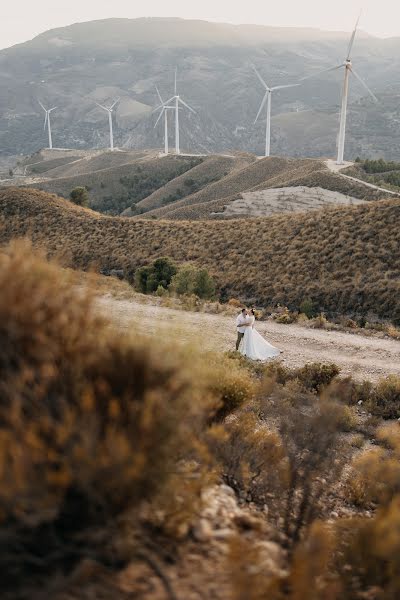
[360,157,400,174]
[134,257,216,300]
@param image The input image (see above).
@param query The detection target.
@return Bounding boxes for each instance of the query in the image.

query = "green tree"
[134,258,177,294]
[193,268,216,299]
[170,264,216,299]
[70,186,89,207]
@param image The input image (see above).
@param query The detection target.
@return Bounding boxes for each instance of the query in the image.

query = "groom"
[235,308,251,351]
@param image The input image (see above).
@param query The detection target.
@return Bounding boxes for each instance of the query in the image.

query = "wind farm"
[16,16,380,166]
[1,12,400,600]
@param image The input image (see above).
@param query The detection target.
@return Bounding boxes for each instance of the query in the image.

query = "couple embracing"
[236,308,281,361]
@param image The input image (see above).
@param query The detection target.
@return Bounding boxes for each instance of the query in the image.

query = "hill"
[22,151,204,215]
[139,156,392,220]
[1,187,399,323]
[8,151,394,219]
[1,18,400,160]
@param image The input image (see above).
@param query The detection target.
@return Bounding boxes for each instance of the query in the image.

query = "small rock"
[193,518,213,542]
[213,528,233,540]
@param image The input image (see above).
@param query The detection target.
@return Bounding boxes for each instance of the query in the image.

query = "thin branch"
[136,550,179,600]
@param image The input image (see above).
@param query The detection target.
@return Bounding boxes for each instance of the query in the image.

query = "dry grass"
[1,186,399,322]
[23,154,199,215]
[143,157,389,220]
[2,242,400,599]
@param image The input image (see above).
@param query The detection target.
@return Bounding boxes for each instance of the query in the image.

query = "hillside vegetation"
[14,152,394,221]
[1,187,399,323]
[3,241,400,599]
[25,153,202,215]
[345,158,400,194]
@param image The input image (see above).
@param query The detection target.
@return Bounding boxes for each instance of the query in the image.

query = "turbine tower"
[153,86,175,154]
[38,101,57,149]
[301,15,378,164]
[154,69,196,154]
[253,67,299,158]
[95,98,120,151]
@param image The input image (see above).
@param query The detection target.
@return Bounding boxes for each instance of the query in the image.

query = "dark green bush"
[170,264,216,299]
[299,297,316,318]
[69,186,89,207]
[134,257,177,294]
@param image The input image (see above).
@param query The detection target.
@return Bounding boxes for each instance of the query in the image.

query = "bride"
[240,309,280,361]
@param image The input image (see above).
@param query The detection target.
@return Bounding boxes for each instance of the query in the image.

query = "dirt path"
[325,159,400,197]
[98,296,400,382]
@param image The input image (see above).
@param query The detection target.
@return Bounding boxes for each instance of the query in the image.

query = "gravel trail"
[98,296,400,382]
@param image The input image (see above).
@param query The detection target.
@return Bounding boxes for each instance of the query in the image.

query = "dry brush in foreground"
[1,243,400,599]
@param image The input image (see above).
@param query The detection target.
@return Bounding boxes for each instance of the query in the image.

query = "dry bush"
[1,188,399,323]
[0,241,217,594]
[263,362,340,394]
[206,412,285,501]
[334,425,400,598]
[326,375,400,420]
[257,381,351,547]
[206,355,258,421]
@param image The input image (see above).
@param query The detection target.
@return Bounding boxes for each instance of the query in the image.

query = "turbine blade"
[154,109,164,128]
[300,64,344,82]
[252,65,269,91]
[350,68,378,102]
[152,96,175,112]
[254,92,268,124]
[178,98,196,114]
[95,101,108,111]
[38,100,46,111]
[110,97,120,110]
[271,83,301,91]
[347,13,361,60]
[43,113,48,131]
[49,107,57,112]
[174,67,177,95]
[155,85,163,104]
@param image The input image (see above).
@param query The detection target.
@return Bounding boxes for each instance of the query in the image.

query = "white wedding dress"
[240,316,280,361]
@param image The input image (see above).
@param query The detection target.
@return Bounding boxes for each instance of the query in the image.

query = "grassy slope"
[37,150,149,179]
[143,157,386,220]
[1,187,399,322]
[23,155,200,215]
[130,154,253,214]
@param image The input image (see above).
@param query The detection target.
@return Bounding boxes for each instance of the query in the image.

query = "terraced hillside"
[11,151,395,221]
[1,187,399,323]
[23,152,203,215]
[141,156,392,220]
[122,154,256,216]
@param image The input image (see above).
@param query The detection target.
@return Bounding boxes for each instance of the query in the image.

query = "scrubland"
[0,187,399,323]
[1,241,400,600]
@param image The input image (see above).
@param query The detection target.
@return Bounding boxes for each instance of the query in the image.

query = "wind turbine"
[253,66,299,158]
[154,69,196,154]
[38,101,57,149]
[95,98,120,151]
[301,15,378,164]
[153,86,175,154]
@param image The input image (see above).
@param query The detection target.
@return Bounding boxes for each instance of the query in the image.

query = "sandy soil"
[98,296,400,382]
[222,186,365,217]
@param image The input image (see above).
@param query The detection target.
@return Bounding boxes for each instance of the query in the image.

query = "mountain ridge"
[1,17,399,159]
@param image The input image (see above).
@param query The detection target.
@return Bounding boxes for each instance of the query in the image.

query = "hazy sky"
[2,0,399,50]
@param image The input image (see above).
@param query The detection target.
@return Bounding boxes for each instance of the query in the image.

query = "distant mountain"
[1,18,400,159]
